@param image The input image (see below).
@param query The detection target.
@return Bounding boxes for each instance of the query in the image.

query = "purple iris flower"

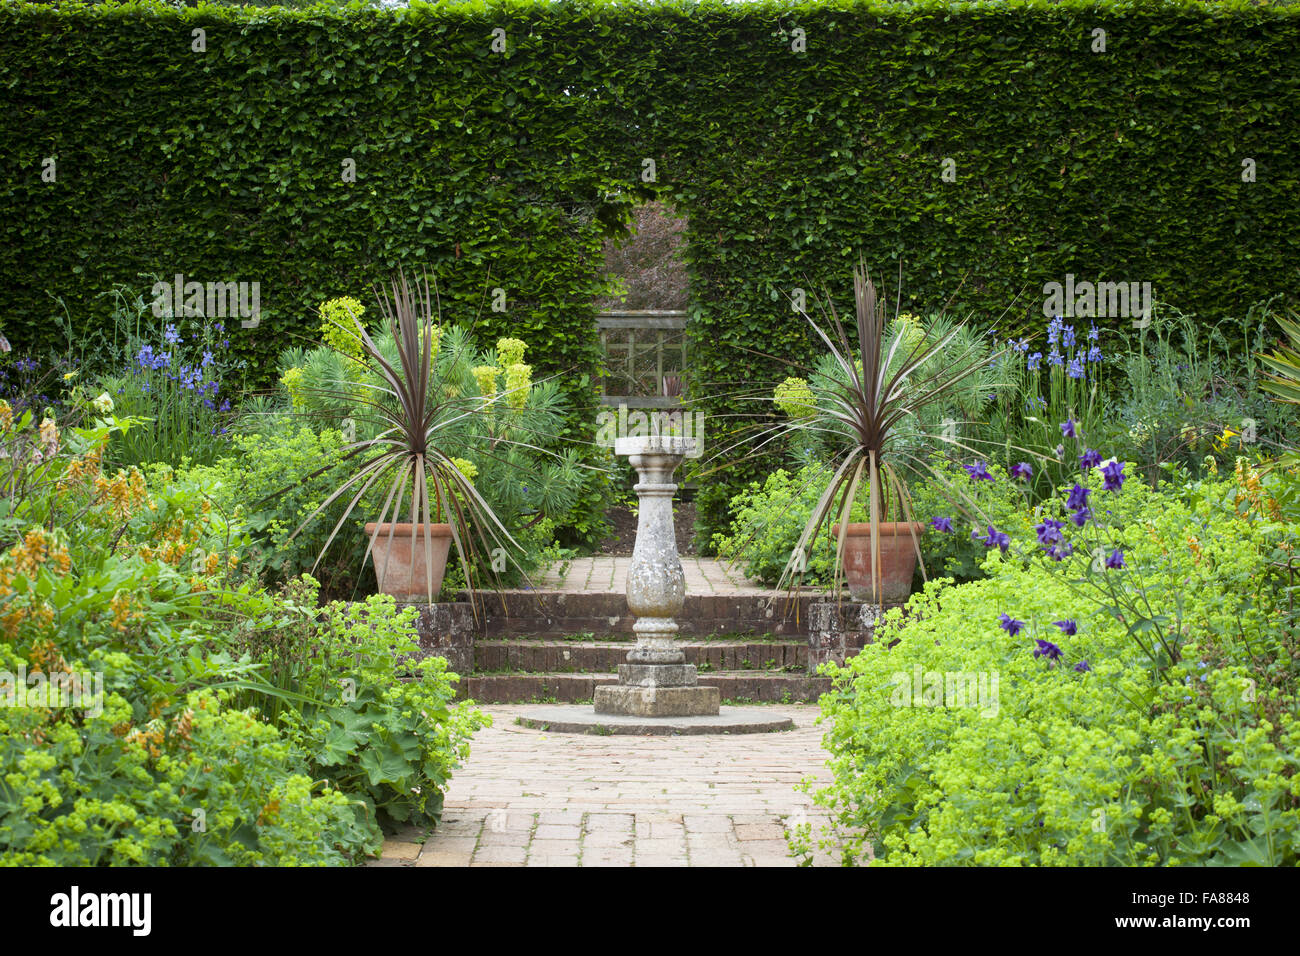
[1047,317,1063,346]
[1036,519,1064,547]
[1087,324,1099,342]
[1010,462,1033,480]
[1079,449,1102,469]
[1053,619,1078,636]
[1033,639,1063,661]
[164,324,181,345]
[999,613,1025,636]
[218,399,231,413]
[201,350,214,368]
[214,322,225,334]
[1062,325,1077,348]
[1060,419,1076,439]
[1067,356,1086,379]
[979,525,1011,553]
[931,516,954,533]
[1013,338,1030,353]
[1101,460,1126,492]
[1105,548,1125,569]
[1087,345,1103,363]
[1074,660,1092,673]
[1027,352,1042,371]
[1047,348,1064,367]
[964,461,994,482]
[1066,483,1090,511]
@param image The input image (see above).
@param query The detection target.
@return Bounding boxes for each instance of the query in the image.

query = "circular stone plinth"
[514,705,795,736]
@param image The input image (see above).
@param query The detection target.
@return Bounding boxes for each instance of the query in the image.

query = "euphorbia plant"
[764,260,1003,601]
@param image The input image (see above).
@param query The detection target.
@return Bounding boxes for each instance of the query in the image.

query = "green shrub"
[803,470,1300,866]
[235,577,490,829]
[0,400,486,865]
[178,423,365,599]
[712,459,1030,588]
[711,463,852,587]
[4,1,1299,543]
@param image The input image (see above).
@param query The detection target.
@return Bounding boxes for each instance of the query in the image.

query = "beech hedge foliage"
[3,0,1298,534]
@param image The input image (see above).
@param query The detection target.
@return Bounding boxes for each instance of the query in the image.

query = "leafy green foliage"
[802,467,1300,866]
[1,1,1296,541]
[0,400,486,865]
[713,463,859,587]
[234,577,490,829]
[286,278,592,591]
[178,422,366,599]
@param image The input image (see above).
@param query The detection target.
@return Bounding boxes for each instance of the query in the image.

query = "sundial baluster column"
[594,435,720,718]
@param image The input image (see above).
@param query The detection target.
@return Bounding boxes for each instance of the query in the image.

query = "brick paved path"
[373,704,840,867]
[538,556,819,596]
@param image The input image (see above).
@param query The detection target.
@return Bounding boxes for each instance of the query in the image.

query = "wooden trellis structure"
[596,310,688,408]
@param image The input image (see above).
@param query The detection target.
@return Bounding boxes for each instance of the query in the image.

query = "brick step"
[475,640,807,674]
[469,591,820,638]
[461,671,831,704]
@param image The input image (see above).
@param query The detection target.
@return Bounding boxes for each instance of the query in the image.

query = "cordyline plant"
[762,260,1006,601]
[291,268,519,605]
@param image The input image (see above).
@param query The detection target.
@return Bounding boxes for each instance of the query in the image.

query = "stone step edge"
[474,641,807,675]
[466,671,826,681]
[460,671,832,704]
[473,642,806,650]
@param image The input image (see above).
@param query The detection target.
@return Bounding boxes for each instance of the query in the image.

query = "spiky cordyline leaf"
[761,258,1004,603]
[289,266,526,610]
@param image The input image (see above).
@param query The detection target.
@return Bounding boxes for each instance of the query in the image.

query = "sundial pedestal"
[593,435,720,718]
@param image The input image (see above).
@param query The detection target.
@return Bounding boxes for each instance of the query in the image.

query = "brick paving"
[371,704,841,867]
[538,556,818,597]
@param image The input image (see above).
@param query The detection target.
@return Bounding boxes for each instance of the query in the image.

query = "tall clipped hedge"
[3,0,1299,541]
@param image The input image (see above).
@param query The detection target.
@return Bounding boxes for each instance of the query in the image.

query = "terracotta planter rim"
[831,521,926,536]
[363,521,453,538]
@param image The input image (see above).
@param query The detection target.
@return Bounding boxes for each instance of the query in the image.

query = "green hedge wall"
[3,0,1299,541]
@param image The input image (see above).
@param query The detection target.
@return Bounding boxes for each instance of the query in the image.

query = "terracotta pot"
[363,522,453,602]
[831,522,925,604]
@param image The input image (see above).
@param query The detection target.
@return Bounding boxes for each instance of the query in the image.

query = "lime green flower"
[280,367,306,409]
[894,313,926,353]
[504,363,532,410]
[496,337,527,369]
[448,457,478,483]
[773,376,816,419]
[472,366,498,400]
[320,296,366,360]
